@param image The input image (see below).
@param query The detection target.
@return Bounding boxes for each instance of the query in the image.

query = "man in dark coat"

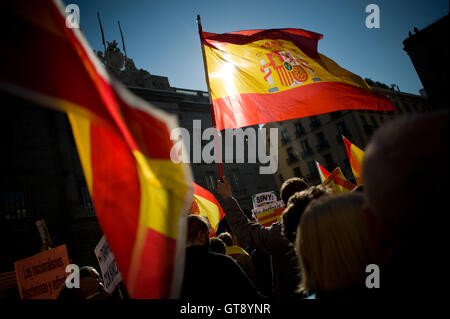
[180,215,263,300]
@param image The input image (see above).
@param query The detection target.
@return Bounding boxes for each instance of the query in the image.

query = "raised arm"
[217,176,280,254]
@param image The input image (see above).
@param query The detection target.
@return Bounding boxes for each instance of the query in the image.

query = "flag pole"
[118,20,127,59]
[196,14,224,179]
[97,12,107,60]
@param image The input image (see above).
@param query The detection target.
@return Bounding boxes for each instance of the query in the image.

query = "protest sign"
[251,200,285,227]
[94,235,122,294]
[252,191,277,208]
[14,244,69,299]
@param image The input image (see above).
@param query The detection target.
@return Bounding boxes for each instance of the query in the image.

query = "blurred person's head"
[57,266,109,299]
[210,237,226,254]
[280,178,310,205]
[187,215,210,250]
[282,185,331,243]
[296,193,373,295]
[217,232,233,247]
[362,111,448,264]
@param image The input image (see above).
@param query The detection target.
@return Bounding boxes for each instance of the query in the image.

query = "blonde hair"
[296,193,372,294]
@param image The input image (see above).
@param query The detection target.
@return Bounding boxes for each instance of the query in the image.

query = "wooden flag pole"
[196,14,224,179]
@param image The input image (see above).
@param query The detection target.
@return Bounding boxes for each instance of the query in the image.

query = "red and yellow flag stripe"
[1,0,193,298]
[190,183,225,236]
[315,161,331,183]
[343,136,365,185]
[321,167,357,194]
[201,28,394,130]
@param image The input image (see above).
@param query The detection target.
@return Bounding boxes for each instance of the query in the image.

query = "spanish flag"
[200,28,394,130]
[190,183,225,236]
[321,168,357,194]
[343,136,365,185]
[315,161,331,183]
[1,1,193,298]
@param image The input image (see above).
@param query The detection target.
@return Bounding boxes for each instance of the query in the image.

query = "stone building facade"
[266,86,432,190]
[403,15,449,110]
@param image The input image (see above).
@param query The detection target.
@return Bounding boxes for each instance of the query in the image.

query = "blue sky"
[73,0,448,95]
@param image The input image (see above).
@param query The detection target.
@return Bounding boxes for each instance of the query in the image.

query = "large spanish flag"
[343,136,365,185]
[315,161,331,183]
[321,168,357,194]
[1,1,193,298]
[200,28,394,130]
[189,183,225,236]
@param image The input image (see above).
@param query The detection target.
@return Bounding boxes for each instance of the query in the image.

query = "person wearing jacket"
[180,215,264,300]
[217,176,308,299]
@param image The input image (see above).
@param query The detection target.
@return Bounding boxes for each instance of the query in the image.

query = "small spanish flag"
[190,183,225,236]
[255,206,285,227]
[315,161,331,183]
[321,168,357,194]
[343,136,365,185]
[200,27,394,130]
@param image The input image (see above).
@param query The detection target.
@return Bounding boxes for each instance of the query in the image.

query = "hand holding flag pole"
[196,14,223,179]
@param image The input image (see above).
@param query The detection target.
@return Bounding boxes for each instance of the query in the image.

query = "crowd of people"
[50,110,447,300]
[181,110,448,300]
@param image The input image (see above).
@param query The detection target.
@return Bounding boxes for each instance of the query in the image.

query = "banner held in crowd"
[94,235,123,295]
[251,190,284,227]
[252,191,277,208]
[14,245,70,299]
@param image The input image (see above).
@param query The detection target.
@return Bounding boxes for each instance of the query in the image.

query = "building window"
[286,147,299,165]
[300,139,314,158]
[231,169,241,190]
[79,182,95,217]
[310,116,321,130]
[315,131,329,152]
[204,171,216,192]
[294,121,306,137]
[293,167,302,177]
[337,121,347,135]
[2,189,30,220]
[280,128,291,145]
[307,161,319,180]
[370,116,378,128]
[336,121,352,142]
